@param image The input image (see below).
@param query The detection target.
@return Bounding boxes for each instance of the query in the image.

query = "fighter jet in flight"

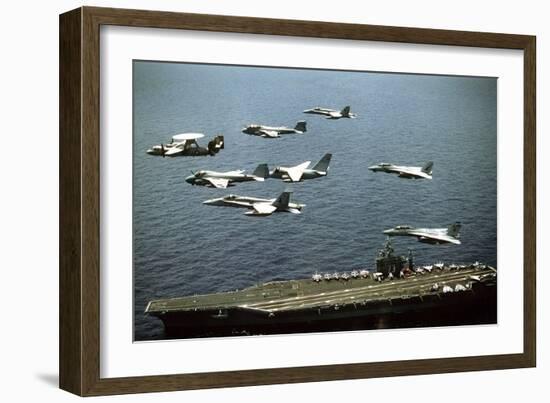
[383,222,462,245]
[185,164,269,188]
[303,105,356,119]
[242,121,307,138]
[368,161,433,179]
[203,191,305,216]
[147,133,224,157]
[269,153,332,182]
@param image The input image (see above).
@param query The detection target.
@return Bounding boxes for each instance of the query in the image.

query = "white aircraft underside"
[203,193,304,216]
[408,229,461,244]
[369,162,433,179]
[303,106,356,119]
[390,166,432,179]
[273,161,311,182]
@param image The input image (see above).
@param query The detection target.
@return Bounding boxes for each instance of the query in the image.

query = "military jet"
[383,222,462,245]
[242,121,307,138]
[185,164,269,188]
[147,133,224,157]
[269,153,332,182]
[203,191,305,216]
[368,161,433,179]
[303,105,356,119]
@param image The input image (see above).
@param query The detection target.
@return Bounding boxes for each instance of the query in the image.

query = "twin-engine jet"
[185,164,269,188]
[383,222,462,245]
[368,161,433,179]
[147,133,224,157]
[270,153,332,182]
[303,106,356,119]
[242,121,307,138]
[203,191,305,216]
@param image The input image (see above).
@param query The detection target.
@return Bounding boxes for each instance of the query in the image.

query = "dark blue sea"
[133,61,497,341]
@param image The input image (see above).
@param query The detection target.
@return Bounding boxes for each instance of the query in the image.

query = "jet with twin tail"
[185,164,269,188]
[383,222,462,245]
[368,161,433,180]
[303,105,356,119]
[203,191,305,216]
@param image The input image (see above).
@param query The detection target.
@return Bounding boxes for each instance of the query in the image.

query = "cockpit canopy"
[395,225,412,229]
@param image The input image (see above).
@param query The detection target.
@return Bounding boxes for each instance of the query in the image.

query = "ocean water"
[133,61,497,341]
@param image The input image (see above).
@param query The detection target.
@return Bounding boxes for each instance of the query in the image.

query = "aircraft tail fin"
[273,191,291,209]
[207,135,225,155]
[312,153,332,173]
[340,106,351,117]
[252,163,269,179]
[421,161,433,174]
[447,222,462,238]
[294,121,307,132]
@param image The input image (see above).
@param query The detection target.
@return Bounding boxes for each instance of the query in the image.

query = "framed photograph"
[59,6,536,396]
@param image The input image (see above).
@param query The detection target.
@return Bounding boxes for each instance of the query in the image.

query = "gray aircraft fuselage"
[185,171,258,187]
[242,125,302,135]
[383,223,461,245]
[203,192,305,216]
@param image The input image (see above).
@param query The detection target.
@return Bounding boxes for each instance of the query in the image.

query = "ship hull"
[151,282,496,339]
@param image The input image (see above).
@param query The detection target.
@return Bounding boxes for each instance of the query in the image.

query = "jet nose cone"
[383,229,392,234]
[185,175,195,184]
[368,165,377,171]
[203,197,221,205]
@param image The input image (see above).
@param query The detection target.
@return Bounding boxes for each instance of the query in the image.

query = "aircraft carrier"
[145,242,497,338]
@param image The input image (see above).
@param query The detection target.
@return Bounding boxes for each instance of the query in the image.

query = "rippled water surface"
[133,61,497,341]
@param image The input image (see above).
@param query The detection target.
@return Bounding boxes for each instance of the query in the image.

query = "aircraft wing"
[259,130,279,138]
[248,203,277,216]
[397,171,420,179]
[205,177,230,189]
[164,144,184,156]
[410,231,461,244]
[396,167,430,179]
[283,161,311,182]
[316,109,333,116]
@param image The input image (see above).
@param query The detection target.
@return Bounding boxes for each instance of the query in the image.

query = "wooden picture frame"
[59,6,536,396]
